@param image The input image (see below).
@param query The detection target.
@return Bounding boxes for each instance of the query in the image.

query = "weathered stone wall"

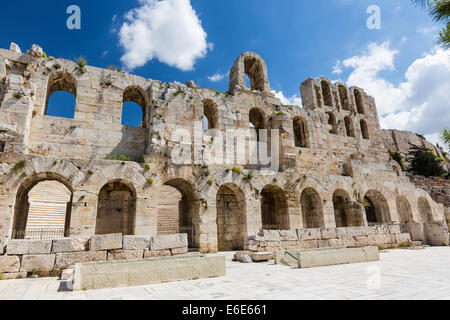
[245,226,412,254]
[0,43,446,256]
[0,233,188,279]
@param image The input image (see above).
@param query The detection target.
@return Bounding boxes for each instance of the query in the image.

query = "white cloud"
[208,73,226,82]
[272,90,302,107]
[118,0,211,71]
[336,42,450,147]
[332,60,343,75]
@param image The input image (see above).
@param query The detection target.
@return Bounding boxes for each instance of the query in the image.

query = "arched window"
[301,188,324,228]
[45,71,77,119]
[315,86,323,108]
[364,190,391,225]
[96,180,136,236]
[354,89,365,114]
[418,197,433,222]
[360,119,369,139]
[261,185,289,230]
[339,85,351,111]
[249,108,265,140]
[321,80,333,107]
[203,99,218,130]
[327,112,338,134]
[244,57,266,91]
[396,196,413,223]
[122,86,148,128]
[344,116,355,137]
[293,117,310,148]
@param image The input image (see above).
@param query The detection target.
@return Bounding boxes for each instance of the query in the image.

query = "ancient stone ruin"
[0,43,449,276]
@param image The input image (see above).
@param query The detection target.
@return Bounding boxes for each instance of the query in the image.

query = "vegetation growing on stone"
[13,160,26,172]
[406,143,446,177]
[388,150,406,171]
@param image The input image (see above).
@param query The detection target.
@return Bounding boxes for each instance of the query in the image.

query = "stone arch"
[293,116,310,148]
[203,99,218,130]
[333,189,352,227]
[396,196,413,223]
[229,52,270,94]
[122,85,149,128]
[300,188,324,228]
[344,116,355,137]
[261,184,289,230]
[159,178,199,248]
[360,119,369,139]
[338,84,351,111]
[327,112,338,134]
[321,80,333,107]
[96,180,136,236]
[45,71,77,118]
[364,190,391,225]
[12,173,73,239]
[216,184,247,251]
[354,89,365,114]
[249,107,266,142]
[418,197,433,222]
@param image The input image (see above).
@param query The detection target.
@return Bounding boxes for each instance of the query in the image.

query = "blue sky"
[0,0,448,145]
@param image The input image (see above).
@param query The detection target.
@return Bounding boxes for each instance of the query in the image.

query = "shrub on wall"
[406,143,445,177]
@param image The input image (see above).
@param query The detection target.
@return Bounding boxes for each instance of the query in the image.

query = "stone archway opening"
[418,197,433,222]
[244,57,266,91]
[13,174,73,240]
[45,71,77,119]
[364,190,391,225]
[261,185,289,230]
[301,188,324,228]
[333,190,350,227]
[216,184,247,251]
[293,117,310,148]
[96,180,136,236]
[396,196,414,223]
[158,179,198,248]
[122,85,148,128]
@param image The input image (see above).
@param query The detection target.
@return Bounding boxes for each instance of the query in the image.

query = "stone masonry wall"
[245,225,412,254]
[0,233,188,280]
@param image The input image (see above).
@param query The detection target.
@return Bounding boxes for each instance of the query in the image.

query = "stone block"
[171,247,188,255]
[122,236,151,250]
[52,237,89,253]
[250,252,272,262]
[73,255,226,291]
[298,239,318,249]
[1,272,27,280]
[261,230,281,242]
[149,234,188,251]
[0,238,5,255]
[388,224,401,234]
[318,240,330,248]
[335,227,348,238]
[107,250,144,261]
[424,221,450,246]
[247,235,264,241]
[20,254,56,272]
[6,240,52,255]
[143,249,172,258]
[90,234,122,251]
[55,251,107,270]
[406,222,424,241]
[395,233,412,246]
[354,236,369,247]
[321,228,337,239]
[297,229,321,240]
[342,236,356,247]
[376,225,389,234]
[279,230,297,241]
[329,238,345,247]
[61,269,74,281]
[346,227,364,237]
[298,246,380,268]
[0,255,21,273]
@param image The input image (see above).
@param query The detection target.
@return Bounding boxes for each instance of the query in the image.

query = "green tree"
[412,0,450,47]
[406,143,445,177]
[441,128,450,149]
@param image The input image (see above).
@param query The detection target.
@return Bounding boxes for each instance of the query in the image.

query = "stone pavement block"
[52,238,90,253]
[90,234,122,251]
[149,234,188,251]
[20,254,56,272]
[55,251,107,270]
[122,236,150,250]
[0,255,21,273]
[6,240,52,255]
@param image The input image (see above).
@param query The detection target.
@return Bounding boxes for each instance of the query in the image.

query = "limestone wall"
[0,233,188,280]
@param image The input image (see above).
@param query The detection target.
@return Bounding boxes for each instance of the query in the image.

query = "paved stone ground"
[1,247,450,300]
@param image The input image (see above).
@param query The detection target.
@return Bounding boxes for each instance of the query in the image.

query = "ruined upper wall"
[0,43,391,176]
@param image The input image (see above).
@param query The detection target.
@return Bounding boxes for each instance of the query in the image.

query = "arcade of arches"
[10,174,437,247]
